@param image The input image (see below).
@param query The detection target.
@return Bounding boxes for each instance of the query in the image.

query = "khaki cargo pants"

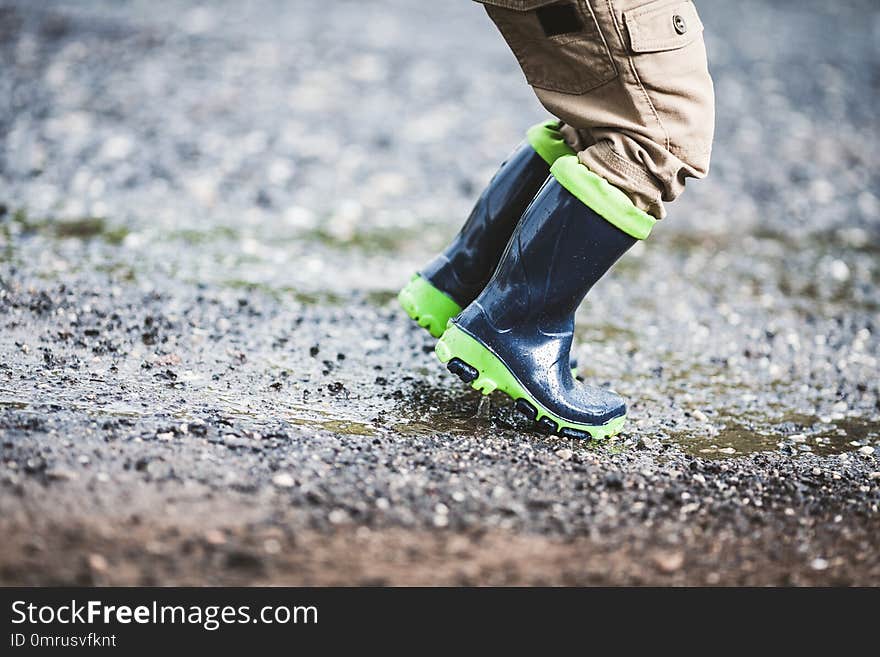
[478,0,715,219]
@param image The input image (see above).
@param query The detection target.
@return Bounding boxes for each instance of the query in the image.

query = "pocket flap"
[473,0,561,11]
[623,0,703,53]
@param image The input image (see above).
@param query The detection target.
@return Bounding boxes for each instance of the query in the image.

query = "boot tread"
[436,324,626,440]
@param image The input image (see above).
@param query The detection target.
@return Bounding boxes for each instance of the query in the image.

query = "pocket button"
[672,14,687,34]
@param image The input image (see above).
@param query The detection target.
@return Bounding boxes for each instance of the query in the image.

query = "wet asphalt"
[0,0,878,585]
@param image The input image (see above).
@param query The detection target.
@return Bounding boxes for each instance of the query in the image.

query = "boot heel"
[397,275,462,339]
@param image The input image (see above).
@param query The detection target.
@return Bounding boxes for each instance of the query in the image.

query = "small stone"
[858,446,875,456]
[653,551,684,573]
[145,461,172,479]
[810,557,829,571]
[692,409,708,422]
[717,447,736,455]
[88,553,108,573]
[100,135,134,161]
[263,538,282,555]
[603,472,623,489]
[204,529,226,546]
[272,472,295,488]
[637,436,661,450]
[328,508,349,524]
[829,260,850,282]
[555,448,573,461]
[46,468,77,481]
[868,472,880,480]
[156,432,174,441]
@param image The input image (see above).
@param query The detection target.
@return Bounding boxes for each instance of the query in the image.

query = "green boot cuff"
[525,120,576,166]
[550,154,657,240]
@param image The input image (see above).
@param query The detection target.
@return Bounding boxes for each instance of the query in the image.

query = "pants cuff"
[580,141,666,220]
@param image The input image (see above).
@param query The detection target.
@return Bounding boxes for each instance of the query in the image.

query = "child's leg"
[479,0,715,219]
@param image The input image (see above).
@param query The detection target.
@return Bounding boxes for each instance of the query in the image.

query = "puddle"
[0,395,146,418]
[669,413,879,458]
[216,279,345,306]
[388,385,501,437]
[0,398,30,410]
[280,405,378,437]
[298,224,437,255]
[3,208,129,244]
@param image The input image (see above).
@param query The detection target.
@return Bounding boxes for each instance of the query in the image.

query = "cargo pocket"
[622,0,709,95]
[476,0,617,95]
[622,0,713,161]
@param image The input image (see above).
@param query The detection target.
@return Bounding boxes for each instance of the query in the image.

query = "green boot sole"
[397,274,463,339]
[435,324,626,440]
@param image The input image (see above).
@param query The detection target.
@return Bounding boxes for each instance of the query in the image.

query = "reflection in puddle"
[282,408,377,437]
[0,395,145,418]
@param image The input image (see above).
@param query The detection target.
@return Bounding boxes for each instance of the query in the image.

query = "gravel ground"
[1,0,878,585]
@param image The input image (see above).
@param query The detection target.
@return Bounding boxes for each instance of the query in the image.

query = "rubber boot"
[435,155,657,439]
[398,121,574,338]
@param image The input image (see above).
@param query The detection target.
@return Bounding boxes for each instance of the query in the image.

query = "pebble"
[272,473,295,488]
[555,448,573,461]
[46,468,77,481]
[88,553,109,573]
[328,509,349,524]
[653,551,685,573]
[204,529,226,546]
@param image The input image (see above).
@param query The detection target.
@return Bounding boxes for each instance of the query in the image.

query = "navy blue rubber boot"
[435,170,642,440]
[398,120,579,339]
[398,140,552,338]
